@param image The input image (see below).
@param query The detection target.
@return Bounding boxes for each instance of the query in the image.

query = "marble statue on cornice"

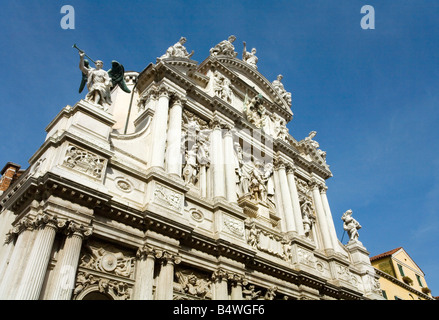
[242,41,258,69]
[159,37,194,60]
[272,74,292,106]
[210,35,238,58]
[304,131,327,162]
[342,209,362,242]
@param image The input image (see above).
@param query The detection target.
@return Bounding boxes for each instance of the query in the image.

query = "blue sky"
[0,1,438,296]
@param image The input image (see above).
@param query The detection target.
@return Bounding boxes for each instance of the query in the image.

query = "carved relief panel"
[173,266,213,300]
[73,240,135,300]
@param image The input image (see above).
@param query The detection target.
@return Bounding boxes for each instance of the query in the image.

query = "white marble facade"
[0,37,383,300]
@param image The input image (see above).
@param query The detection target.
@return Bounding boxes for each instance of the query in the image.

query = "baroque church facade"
[0,36,383,300]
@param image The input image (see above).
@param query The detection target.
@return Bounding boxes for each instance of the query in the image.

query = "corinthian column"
[150,86,170,169]
[310,180,333,250]
[155,251,180,300]
[210,119,226,199]
[15,214,64,300]
[229,273,245,300]
[0,217,35,299]
[223,126,237,203]
[47,222,92,300]
[212,268,229,300]
[286,164,305,236]
[275,160,296,233]
[133,245,157,300]
[166,95,184,177]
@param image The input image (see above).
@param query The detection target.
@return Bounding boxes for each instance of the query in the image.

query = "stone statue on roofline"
[159,37,194,60]
[210,35,238,58]
[272,74,292,106]
[242,41,258,69]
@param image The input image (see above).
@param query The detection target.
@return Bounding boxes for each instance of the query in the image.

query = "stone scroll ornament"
[73,44,131,111]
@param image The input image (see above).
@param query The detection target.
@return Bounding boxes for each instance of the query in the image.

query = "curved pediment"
[197,56,293,119]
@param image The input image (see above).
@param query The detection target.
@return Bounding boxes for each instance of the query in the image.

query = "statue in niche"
[243,93,267,129]
[212,71,233,104]
[341,209,362,242]
[210,35,238,58]
[272,74,292,106]
[237,149,255,198]
[300,197,315,238]
[75,45,130,112]
[183,144,199,185]
[242,41,258,69]
[159,37,194,59]
[237,151,275,207]
[234,142,244,197]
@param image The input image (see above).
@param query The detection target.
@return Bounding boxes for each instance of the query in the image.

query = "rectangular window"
[382,290,388,300]
[397,264,405,276]
[416,274,423,287]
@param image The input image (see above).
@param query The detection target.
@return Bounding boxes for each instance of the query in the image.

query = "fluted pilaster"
[15,214,65,300]
[0,217,35,299]
[155,250,180,300]
[212,268,229,300]
[133,245,159,300]
[47,221,92,300]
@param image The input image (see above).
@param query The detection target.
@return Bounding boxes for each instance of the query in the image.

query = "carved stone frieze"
[153,183,183,212]
[246,224,292,261]
[223,215,245,238]
[62,144,106,179]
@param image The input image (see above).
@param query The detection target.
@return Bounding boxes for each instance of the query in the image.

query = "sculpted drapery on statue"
[342,209,362,242]
[159,37,194,60]
[75,44,130,111]
[242,41,258,69]
[210,35,238,58]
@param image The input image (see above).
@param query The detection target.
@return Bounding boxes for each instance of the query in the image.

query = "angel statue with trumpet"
[74,44,130,112]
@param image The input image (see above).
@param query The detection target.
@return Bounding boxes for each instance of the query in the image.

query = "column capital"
[158,85,171,98]
[273,158,286,171]
[64,221,93,239]
[34,214,66,231]
[320,185,328,194]
[136,245,158,260]
[209,117,223,130]
[171,94,187,107]
[211,268,229,282]
[156,249,181,265]
[286,162,296,174]
[308,178,323,190]
[227,273,247,287]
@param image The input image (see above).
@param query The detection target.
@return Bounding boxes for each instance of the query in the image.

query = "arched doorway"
[82,291,113,300]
